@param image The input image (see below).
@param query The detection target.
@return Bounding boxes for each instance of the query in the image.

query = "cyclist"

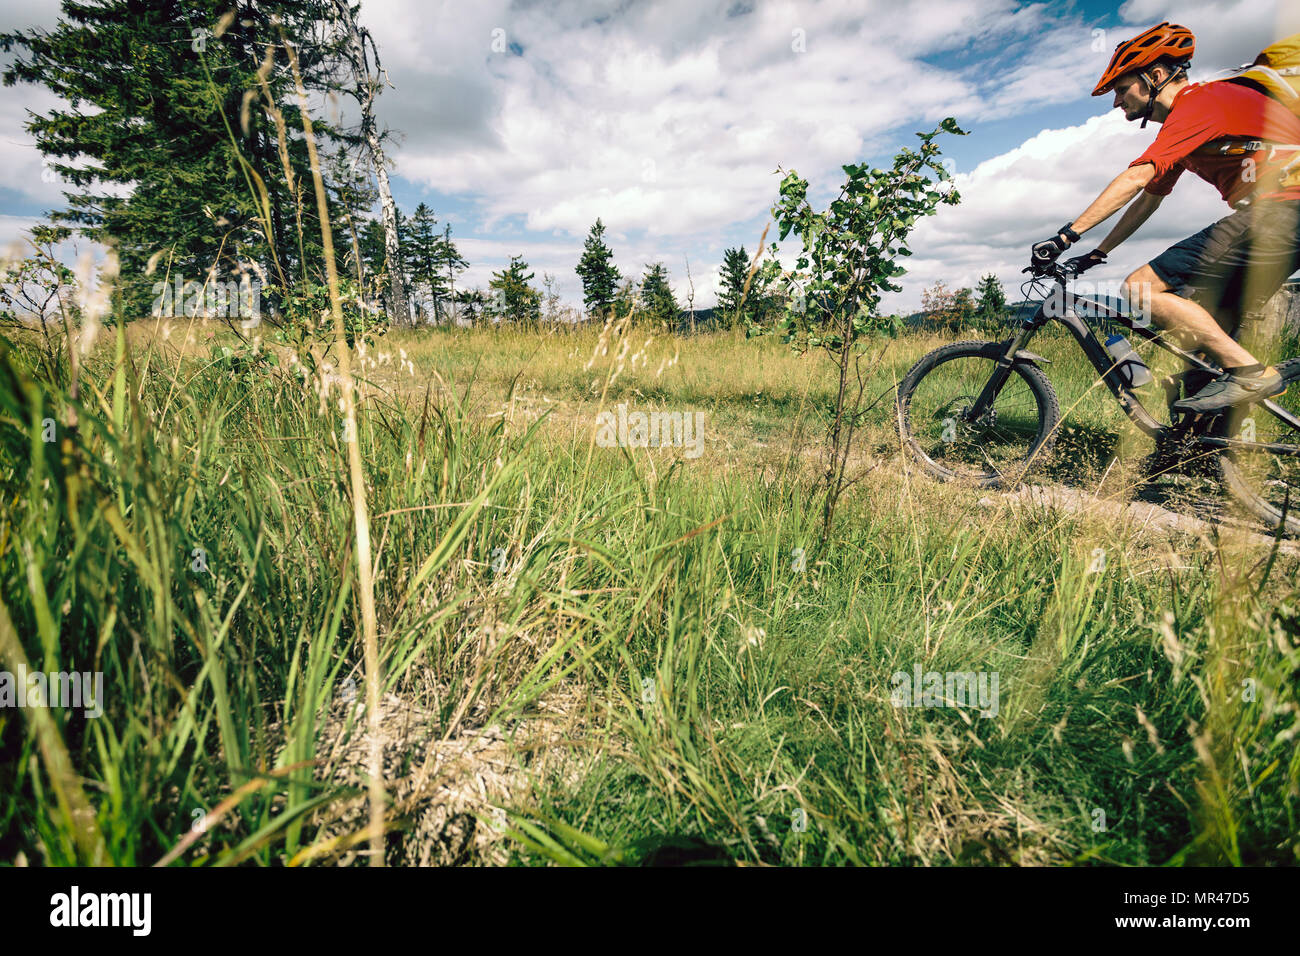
[1030,21,1300,413]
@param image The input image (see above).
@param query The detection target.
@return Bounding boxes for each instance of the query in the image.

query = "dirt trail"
[977,481,1300,556]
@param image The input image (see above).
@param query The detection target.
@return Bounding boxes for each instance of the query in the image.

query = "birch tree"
[330,0,409,326]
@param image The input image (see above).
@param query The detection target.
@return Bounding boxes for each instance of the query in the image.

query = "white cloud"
[358,0,1085,242]
[0,213,41,250]
[0,84,70,208]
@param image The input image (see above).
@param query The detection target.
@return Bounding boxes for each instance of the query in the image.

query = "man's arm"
[1068,163,1159,239]
[1093,188,1163,254]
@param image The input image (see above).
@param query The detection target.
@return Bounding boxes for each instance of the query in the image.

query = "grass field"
[2,312,1298,866]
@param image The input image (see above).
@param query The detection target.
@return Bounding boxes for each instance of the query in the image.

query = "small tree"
[542,272,563,326]
[717,246,751,329]
[610,278,637,322]
[0,225,79,382]
[435,223,468,323]
[684,255,696,334]
[975,272,1007,328]
[952,287,976,331]
[760,117,967,542]
[576,218,620,320]
[639,262,678,329]
[489,255,541,327]
[454,288,488,326]
[921,281,976,333]
[404,203,447,323]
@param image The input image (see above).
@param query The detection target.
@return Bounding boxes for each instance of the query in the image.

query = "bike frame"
[966,271,1300,455]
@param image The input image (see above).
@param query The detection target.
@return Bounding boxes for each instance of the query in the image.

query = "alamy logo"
[0,665,103,718]
[891,665,1000,718]
[50,886,151,936]
[1043,279,1152,328]
[595,403,705,458]
[151,275,261,327]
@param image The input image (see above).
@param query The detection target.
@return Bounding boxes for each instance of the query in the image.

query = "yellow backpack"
[1239,32,1300,110]
[1197,33,1300,191]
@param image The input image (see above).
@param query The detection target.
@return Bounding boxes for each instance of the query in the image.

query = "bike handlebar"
[1022,261,1070,283]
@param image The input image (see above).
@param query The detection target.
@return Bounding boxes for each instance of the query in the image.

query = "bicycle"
[894,259,1300,536]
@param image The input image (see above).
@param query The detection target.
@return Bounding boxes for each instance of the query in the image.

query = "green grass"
[1,314,1297,866]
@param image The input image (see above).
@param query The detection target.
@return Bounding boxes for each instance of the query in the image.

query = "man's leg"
[1123,264,1258,367]
[1126,203,1299,412]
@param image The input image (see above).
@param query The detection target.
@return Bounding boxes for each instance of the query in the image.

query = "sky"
[2,0,1299,312]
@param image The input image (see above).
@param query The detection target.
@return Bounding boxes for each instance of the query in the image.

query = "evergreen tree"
[639,262,678,327]
[610,278,637,322]
[489,255,541,326]
[0,1,355,317]
[576,218,620,319]
[404,203,447,322]
[975,273,1007,325]
[454,288,488,326]
[717,246,751,328]
[432,223,468,323]
[358,217,389,311]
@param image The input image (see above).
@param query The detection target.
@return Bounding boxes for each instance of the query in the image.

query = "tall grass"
[2,308,1297,866]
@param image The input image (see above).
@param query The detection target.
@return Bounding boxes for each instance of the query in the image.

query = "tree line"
[569,218,786,331]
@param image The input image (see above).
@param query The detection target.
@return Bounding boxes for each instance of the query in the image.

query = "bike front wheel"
[897,340,1061,487]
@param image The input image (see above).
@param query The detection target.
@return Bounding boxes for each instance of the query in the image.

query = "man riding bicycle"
[1031,21,1300,413]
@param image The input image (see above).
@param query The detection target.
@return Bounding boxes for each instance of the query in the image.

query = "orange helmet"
[1092,22,1195,96]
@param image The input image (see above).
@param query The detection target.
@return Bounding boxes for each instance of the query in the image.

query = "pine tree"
[358,217,389,311]
[0,1,355,317]
[404,203,447,323]
[639,263,678,327]
[717,246,751,329]
[454,288,488,326]
[489,255,541,327]
[432,223,468,323]
[610,278,637,322]
[576,218,620,320]
[975,273,1007,325]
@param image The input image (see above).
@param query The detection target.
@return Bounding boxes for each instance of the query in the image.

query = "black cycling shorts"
[1148,198,1300,332]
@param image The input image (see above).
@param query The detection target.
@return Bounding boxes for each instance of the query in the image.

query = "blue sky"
[2,0,1298,311]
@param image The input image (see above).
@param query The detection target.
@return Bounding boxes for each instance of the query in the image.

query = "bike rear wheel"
[1218,356,1300,537]
[897,340,1061,487]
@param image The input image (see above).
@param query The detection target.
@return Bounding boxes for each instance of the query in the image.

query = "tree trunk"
[445,224,456,327]
[332,0,408,327]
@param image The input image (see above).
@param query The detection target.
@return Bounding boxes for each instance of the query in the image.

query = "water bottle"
[1105,333,1153,387]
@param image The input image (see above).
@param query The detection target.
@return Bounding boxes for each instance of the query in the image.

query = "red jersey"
[1128,80,1300,205]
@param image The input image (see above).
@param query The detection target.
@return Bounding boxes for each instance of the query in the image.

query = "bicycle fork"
[964,324,1040,422]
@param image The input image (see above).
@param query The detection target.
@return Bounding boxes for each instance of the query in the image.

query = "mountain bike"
[894,260,1300,536]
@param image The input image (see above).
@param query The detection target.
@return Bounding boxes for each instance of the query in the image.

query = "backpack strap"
[1193,138,1300,158]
